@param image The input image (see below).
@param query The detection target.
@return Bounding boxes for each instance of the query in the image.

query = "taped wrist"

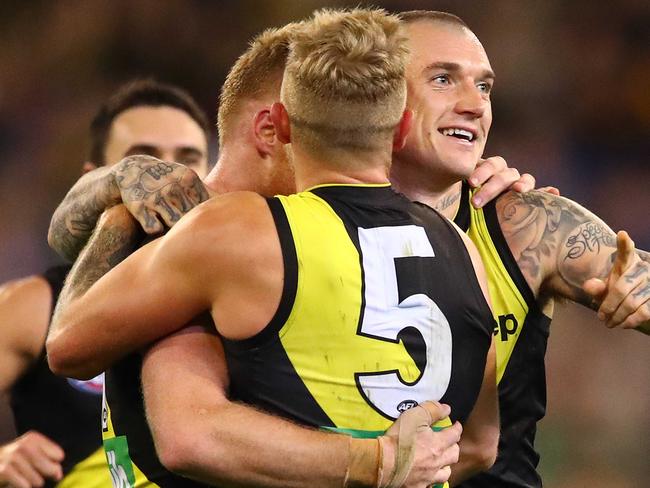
[344,437,380,487]
[380,405,434,488]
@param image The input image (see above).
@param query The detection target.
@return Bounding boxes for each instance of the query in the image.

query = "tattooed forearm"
[53,206,140,325]
[48,167,120,262]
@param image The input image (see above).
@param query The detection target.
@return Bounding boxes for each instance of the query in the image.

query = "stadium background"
[0,1,648,486]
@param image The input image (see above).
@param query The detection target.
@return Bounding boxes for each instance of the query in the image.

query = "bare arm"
[450,339,498,486]
[48,156,209,261]
[447,223,500,482]
[0,277,66,486]
[142,326,461,488]
[496,190,649,331]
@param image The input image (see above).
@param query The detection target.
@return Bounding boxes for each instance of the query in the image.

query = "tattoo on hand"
[632,282,650,300]
[624,263,647,284]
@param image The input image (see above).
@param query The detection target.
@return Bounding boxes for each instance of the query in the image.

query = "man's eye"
[431,74,450,84]
[477,81,492,94]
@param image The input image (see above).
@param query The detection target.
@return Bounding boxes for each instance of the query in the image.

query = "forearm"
[141,330,374,487]
[48,167,120,261]
[47,205,141,378]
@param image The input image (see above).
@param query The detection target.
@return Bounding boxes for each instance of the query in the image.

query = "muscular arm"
[496,190,650,324]
[48,156,210,262]
[448,224,499,482]
[0,276,52,391]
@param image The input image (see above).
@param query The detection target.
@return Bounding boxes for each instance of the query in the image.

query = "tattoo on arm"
[48,167,120,262]
[496,191,624,308]
[53,208,140,325]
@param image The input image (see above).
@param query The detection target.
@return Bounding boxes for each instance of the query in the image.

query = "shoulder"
[0,275,53,358]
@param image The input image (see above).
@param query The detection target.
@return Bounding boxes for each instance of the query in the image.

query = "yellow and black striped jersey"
[224,184,494,467]
[455,182,551,488]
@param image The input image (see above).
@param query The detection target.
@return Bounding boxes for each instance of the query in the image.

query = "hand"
[379,401,461,488]
[0,431,64,488]
[111,155,210,234]
[468,156,535,208]
[583,231,650,332]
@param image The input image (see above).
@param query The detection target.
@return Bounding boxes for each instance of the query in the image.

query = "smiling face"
[395,20,494,184]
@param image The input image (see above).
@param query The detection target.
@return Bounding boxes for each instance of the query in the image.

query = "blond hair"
[217,24,298,146]
[282,8,409,156]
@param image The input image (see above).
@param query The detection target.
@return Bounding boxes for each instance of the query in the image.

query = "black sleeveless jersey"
[224,184,494,441]
[10,265,110,488]
[455,182,551,488]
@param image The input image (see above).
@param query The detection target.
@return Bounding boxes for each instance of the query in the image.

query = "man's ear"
[253,108,276,158]
[270,102,291,145]
[81,161,98,174]
[393,109,413,151]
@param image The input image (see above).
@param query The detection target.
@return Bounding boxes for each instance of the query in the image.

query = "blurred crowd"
[0,1,648,486]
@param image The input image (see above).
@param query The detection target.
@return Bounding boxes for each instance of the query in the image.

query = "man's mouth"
[439,127,476,142]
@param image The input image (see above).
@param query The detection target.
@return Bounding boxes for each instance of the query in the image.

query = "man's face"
[397,21,494,181]
[104,105,209,178]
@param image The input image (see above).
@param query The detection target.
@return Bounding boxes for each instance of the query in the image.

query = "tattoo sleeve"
[52,205,141,328]
[495,190,637,310]
[48,167,120,262]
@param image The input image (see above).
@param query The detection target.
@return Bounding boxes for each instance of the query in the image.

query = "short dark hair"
[399,10,469,29]
[89,79,210,165]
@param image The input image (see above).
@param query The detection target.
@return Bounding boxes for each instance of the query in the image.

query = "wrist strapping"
[344,437,380,487]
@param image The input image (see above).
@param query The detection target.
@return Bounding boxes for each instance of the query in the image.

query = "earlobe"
[270,102,291,145]
[393,109,413,151]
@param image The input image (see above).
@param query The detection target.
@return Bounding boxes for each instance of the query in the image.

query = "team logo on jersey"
[397,400,418,413]
[67,372,104,395]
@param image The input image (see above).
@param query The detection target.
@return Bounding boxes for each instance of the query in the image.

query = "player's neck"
[293,146,391,192]
[390,162,463,219]
[206,145,263,195]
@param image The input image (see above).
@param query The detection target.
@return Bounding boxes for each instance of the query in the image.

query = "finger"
[617,302,650,330]
[537,186,561,196]
[471,168,521,208]
[509,173,536,193]
[598,275,638,322]
[7,453,45,487]
[136,209,164,235]
[28,433,64,463]
[610,231,635,282]
[607,280,650,328]
[433,422,462,449]
[154,200,183,229]
[432,465,453,485]
[582,278,607,302]
[417,401,451,424]
[468,157,507,187]
[0,464,31,488]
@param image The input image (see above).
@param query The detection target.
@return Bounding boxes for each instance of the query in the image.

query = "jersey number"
[356,225,452,420]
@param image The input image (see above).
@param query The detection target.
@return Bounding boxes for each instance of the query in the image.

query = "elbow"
[46,333,96,380]
[470,431,499,472]
[153,421,224,480]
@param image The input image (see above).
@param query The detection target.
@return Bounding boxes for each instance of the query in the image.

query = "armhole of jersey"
[222,197,299,351]
[440,214,494,327]
[483,200,540,313]
[452,180,471,231]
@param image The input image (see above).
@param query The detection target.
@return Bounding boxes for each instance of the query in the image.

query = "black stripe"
[453,180,472,231]
[222,197,298,351]
[483,199,539,312]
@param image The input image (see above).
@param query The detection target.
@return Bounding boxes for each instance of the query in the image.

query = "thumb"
[583,277,607,298]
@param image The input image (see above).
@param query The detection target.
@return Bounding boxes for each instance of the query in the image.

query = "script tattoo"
[434,189,461,213]
[565,221,617,260]
[496,190,621,307]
